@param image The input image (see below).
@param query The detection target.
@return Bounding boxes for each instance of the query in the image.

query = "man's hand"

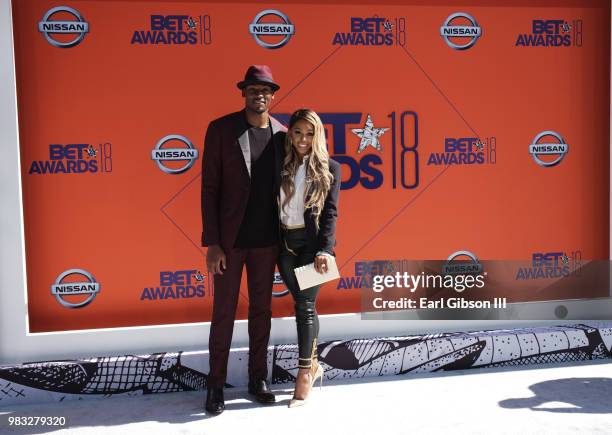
[206,245,226,275]
[314,255,330,274]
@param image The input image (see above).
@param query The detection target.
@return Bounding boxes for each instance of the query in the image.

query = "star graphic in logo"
[186,17,198,30]
[194,270,205,282]
[86,145,97,158]
[351,114,389,153]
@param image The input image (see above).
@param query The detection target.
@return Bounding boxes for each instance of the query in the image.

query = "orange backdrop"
[12,0,610,332]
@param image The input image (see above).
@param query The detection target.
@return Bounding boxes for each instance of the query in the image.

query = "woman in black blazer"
[277,109,341,408]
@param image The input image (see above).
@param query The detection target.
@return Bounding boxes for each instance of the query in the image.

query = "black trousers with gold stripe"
[278,227,320,368]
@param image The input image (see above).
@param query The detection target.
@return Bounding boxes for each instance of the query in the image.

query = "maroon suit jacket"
[201,110,287,251]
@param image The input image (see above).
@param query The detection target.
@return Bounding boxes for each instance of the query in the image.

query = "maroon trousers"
[207,245,278,388]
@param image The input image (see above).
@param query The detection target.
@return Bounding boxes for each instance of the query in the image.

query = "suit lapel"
[270,116,284,135]
[271,115,285,192]
[234,111,251,178]
[237,128,251,178]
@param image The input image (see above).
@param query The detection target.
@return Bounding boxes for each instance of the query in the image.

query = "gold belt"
[281,223,305,231]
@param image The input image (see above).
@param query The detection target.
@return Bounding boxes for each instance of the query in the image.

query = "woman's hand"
[314,255,330,274]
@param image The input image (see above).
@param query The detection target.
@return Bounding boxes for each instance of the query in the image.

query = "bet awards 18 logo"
[38,6,89,48]
[337,261,394,290]
[515,251,581,280]
[277,111,419,190]
[332,16,406,46]
[516,19,582,47]
[141,270,206,301]
[131,14,212,45]
[428,137,496,166]
[29,143,112,175]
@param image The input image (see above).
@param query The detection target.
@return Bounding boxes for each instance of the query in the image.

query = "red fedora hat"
[236,65,280,91]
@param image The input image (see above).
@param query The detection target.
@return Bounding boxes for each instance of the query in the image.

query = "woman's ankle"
[297,367,311,378]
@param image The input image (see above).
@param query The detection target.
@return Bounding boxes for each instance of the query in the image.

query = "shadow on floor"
[499,377,612,414]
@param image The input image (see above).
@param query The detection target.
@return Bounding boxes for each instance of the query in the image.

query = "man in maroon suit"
[201,65,286,415]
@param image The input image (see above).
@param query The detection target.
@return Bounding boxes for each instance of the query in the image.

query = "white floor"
[2,360,612,435]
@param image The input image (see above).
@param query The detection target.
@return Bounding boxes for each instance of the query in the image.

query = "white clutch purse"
[294,257,340,290]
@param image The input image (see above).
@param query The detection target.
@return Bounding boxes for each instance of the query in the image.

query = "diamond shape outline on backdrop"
[160,42,483,274]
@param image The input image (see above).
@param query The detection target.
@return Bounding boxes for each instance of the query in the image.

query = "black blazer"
[275,143,341,255]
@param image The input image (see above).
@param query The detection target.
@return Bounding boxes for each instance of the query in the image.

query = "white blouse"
[279,157,307,228]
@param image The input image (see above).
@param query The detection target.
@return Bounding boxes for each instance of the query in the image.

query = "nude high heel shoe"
[288,363,324,408]
[311,361,324,389]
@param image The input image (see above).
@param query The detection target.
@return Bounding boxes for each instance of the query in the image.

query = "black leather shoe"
[205,388,225,415]
[248,378,276,404]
